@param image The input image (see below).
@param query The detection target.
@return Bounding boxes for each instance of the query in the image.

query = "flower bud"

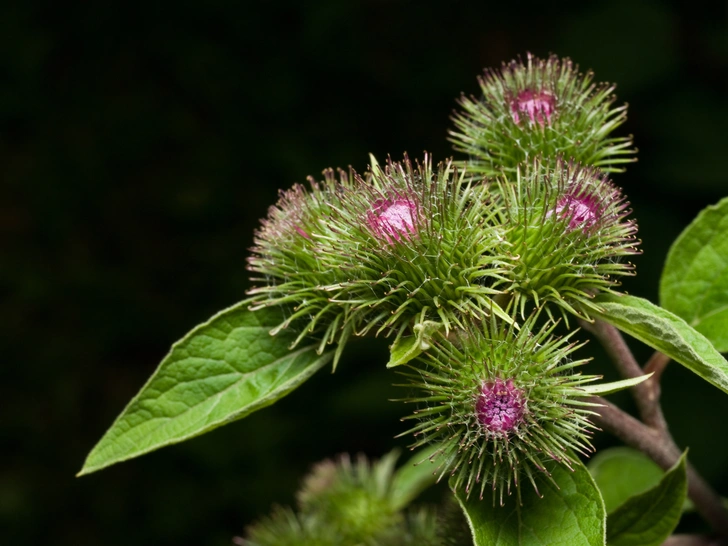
[240,452,441,546]
[398,316,599,504]
[247,154,511,362]
[494,158,640,319]
[450,53,636,176]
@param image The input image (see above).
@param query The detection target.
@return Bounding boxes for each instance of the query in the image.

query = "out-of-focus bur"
[397,315,601,505]
[238,452,442,546]
[450,53,636,176]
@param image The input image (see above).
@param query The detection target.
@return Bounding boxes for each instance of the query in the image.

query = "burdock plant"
[240,451,441,546]
[79,54,728,546]
[493,157,640,320]
[247,153,512,366]
[399,315,599,505]
[450,53,636,176]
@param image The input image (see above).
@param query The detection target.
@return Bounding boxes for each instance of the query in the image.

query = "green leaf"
[660,197,728,352]
[78,303,332,476]
[588,294,728,395]
[588,447,664,514]
[607,451,687,546]
[453,459,606,546]
[579,374,653,397]
[386,320,442,368]
[390,444,441,510]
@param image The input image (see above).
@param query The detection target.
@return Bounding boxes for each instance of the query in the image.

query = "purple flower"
[366,197,418,244]
[476,378,526,436]
[551,191,602,231]
[510,89,556,126]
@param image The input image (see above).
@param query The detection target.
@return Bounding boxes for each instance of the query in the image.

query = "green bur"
[450,52,636,176]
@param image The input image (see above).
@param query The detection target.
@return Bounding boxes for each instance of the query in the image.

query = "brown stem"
[645,350,672,382]
[592,397,728,539]
[581,319,668,432]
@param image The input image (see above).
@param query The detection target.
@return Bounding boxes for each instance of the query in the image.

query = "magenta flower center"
[367,198,417,243]
[511,89,556,125]
[552,193,602,231]
[475,378,525,435]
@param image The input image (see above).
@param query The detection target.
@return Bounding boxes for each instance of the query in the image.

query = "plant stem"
[644,349,672,382]
[591,397,728,539]
[583,320,728,539]
[581,319,667,432]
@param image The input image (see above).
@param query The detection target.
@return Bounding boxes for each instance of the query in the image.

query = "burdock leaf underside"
[453,459,606,546]
[79,303,332,476]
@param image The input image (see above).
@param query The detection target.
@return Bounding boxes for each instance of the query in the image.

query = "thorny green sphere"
[247,154,511,365]
[398,316,600,505]
[492,157,640,321]
[240,452,442,546]
[450,53,636,176]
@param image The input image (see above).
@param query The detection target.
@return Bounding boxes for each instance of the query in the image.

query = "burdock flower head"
[493,157,640,320]
[449,53,636,176]
[247,154,511,364]
[398,316,599,505]
[247,169,354,359]
[240,452,441,546]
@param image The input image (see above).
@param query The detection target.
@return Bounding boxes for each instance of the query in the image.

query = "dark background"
[3,1,727,544]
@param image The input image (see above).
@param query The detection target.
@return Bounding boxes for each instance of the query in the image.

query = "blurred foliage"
[2,0,726,545]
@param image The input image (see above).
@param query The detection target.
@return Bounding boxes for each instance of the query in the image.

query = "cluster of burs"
[247,54,640,512]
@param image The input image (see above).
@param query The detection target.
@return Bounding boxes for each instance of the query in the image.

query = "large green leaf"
[660,197,728,352]
[588,447,664,514]
[607,452,687,546]
[588,294,728,394]
[78,303,332,476]
[453,459,606,546]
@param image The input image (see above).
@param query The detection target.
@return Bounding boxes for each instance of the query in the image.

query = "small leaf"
[660,197,728,352]
[78,303,332,476]
[390,443,442,511]
[387,321,443,368]
[453,459,606,546]
[607,451,687,546]
[588,447,664,514]
[387,336,420,368]
[579,373,653,396]
[588,294,728,395]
